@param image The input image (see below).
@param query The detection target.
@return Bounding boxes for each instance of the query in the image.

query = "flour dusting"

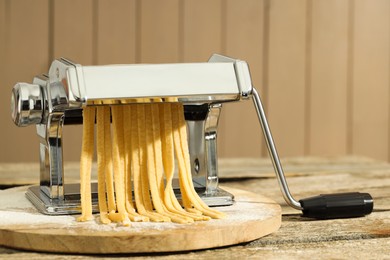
[0,186,279,232]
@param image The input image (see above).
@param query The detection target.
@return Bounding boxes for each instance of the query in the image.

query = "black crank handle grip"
[299,192,374,219]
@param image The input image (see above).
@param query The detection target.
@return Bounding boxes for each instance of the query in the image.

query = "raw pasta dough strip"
[77,106,95,222]
[103,107,116,214]
[158,103,209,221]
[123,105,134,211]
[168,104,192,210]
[156,104,201,222]
[96,106,111,224]
[79,102,223,223]
[151,102,165,199]
[146,104,193,224]
[172,103,225,219]
[162,99,193,212]
[111,106,131,225]
[164,98,193,215]
[123,105,147,222]
[137,104,153,211]
[132,104,166,222]
[159,103,182,210]
[171,103,199,210]
[145,104,172,222]
[140,104,170,222]
[130,104,149,220]
[177,104,225,219]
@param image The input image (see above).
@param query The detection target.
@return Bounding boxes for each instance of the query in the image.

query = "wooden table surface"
[0,156,389,259]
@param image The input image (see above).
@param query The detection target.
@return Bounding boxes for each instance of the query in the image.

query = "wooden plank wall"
[0,0,389,163]
[1,0,49,162]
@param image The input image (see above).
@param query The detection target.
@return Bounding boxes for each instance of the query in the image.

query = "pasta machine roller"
[11,54,373,219]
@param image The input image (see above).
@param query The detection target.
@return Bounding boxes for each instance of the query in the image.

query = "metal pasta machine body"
[11,54,374,219]
[11,54,249,214]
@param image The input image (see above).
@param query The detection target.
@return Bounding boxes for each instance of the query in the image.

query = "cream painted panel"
[182,0,223,62]
[96,0,136,64]
[52,0,94,162]
[139,0,180,63]
[309,0,349,156]
[1,0,49,162]
[352,0,390,161]
[267,0,307,157]
[222,0,265,158]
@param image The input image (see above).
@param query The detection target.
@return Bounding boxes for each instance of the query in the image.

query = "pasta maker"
[11,54,373,219]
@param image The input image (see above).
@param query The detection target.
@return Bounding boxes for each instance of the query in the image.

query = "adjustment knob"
[11,83,44,126]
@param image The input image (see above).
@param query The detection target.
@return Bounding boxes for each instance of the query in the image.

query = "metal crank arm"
[251,87,373,219]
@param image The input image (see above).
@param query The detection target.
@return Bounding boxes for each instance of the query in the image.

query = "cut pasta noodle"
[77,102,225,225]
[77,106,95,222]
[96,106,111,224]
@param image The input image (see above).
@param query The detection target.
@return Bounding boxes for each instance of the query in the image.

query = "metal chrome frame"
[12,54,256,214]
[11,53,303,215]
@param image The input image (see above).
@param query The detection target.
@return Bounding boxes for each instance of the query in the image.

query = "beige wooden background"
[0,0,389,163]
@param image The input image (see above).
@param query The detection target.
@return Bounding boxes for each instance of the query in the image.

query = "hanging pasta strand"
[172,103,225,219]
[137,104,153,211]
[77,106,96,222]
[123,105,147,222]
[96,106,111,224]
[146,104,193,224]
[159,103,180,210]
[103,107,116,214]
[129,104,151,222]
[111,106,131,226]
[150,103,165,198]
[159,103,209,221]
[123,105,134,211]
[132,104,168,222]
[78,101,225,224]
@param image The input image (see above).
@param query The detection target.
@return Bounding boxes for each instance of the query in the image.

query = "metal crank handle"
[251,88,373,219]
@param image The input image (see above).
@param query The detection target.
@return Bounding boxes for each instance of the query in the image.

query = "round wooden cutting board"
[0,186,281,254]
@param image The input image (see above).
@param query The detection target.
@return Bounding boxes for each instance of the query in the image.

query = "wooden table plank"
[0,156,389,258]
[0,156,386,184]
